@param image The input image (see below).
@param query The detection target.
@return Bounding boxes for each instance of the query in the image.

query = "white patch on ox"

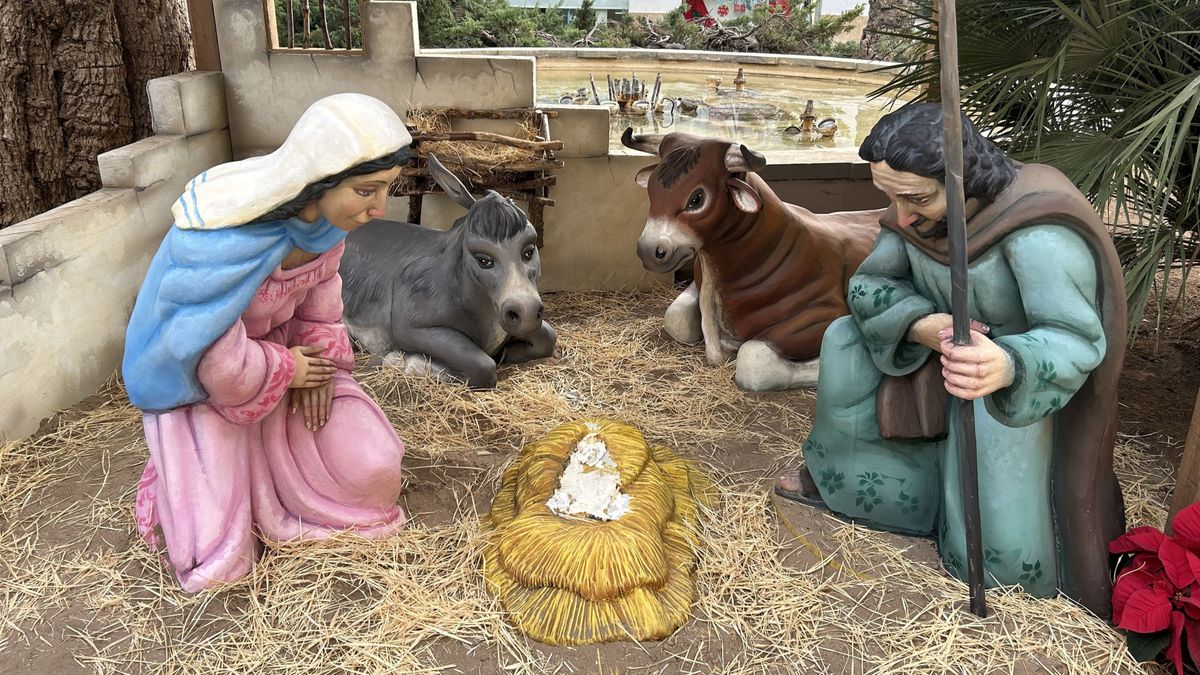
[546,429,632,521]
[642,216,702,257]
[698,255,740,365]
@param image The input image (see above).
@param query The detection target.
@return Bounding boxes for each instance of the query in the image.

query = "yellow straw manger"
[484,419,717,645]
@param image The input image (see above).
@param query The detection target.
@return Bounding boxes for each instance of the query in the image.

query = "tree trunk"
[0,0,192,229]
[858,0,915,61]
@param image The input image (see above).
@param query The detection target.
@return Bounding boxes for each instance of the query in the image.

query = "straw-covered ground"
[0,288,1185,674]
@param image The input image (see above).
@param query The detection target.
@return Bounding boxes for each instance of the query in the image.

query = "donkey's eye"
[522,246,536,262]
[475,255,494,269]
[685,190,705,211]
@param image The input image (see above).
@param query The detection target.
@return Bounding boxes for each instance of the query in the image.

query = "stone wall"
[0,72,231,441]
[215,0,536,157]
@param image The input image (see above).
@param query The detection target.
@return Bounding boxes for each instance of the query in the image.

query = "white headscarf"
[173,93,412,230]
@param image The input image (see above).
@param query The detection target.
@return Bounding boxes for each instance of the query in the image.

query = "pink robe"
[133,242,405,592]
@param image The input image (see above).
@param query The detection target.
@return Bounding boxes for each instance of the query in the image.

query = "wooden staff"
[939,0,987,618]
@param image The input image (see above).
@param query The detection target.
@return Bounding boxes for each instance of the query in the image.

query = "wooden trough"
[394,108,563,247]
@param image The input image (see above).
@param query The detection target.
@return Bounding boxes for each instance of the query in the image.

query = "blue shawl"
[122,216,347,412]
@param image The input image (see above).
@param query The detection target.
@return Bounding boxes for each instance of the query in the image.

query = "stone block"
[97,128,230,192]
[0,190,140,290]
[98,134,186,190]
[413,55,536,109]
[546,105,609,159]
[148,71,227,136]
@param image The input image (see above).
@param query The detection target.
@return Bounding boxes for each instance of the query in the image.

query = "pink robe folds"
[133,242,406,592]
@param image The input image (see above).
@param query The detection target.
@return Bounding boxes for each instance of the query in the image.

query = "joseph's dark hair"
[463,191,530,240]
[859,103,1016,202]
[248,147,410,224]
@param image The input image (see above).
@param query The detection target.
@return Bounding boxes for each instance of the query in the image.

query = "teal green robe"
[805,224,1106,596]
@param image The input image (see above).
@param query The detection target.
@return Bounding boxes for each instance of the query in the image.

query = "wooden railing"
[264,0,365,51]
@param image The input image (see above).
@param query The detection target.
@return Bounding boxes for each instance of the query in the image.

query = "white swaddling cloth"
[546,428,633,521]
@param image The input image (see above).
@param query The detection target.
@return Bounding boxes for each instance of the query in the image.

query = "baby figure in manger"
[123,93,411,592]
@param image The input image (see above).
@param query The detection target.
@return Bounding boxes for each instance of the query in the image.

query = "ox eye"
[522,246,536,262]
[685,189,705,211]
[475,255,494,269]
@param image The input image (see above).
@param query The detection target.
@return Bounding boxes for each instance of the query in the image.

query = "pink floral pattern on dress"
[135,459,161,549]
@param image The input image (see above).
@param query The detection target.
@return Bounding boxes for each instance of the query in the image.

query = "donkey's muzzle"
[501,297,544,337]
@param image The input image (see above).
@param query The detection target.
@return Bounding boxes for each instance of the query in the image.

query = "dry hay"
[0,289,1164,673]
[405,108,540,175]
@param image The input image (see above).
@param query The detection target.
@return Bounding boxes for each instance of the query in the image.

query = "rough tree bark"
[858,0,915,61]
[0,0,192,229]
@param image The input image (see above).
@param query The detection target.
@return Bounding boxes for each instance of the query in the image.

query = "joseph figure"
[776,103,1127,618]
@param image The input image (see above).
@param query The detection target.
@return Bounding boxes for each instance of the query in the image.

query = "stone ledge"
[424,47,899,72]
[98,134,185,190]
[148,71,227,137]
[0,190,140,290]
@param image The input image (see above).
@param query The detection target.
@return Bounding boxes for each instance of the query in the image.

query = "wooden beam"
[188,0,222,71]
[1168,391,1200,529]
[411,132,563,152]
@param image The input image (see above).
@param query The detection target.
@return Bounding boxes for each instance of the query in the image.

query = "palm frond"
[870,0,1200,330]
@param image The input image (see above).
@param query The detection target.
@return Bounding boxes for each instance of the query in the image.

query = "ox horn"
[621,127,664,156]
[724,144,767,173]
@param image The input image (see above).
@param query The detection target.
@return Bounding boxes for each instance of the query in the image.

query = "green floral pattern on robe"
[804,224,1106,597]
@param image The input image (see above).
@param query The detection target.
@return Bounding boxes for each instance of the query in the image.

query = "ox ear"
[621,127,664,156]
[635,164,658,188]
[426,153,476,209]
[724,143,767,174]
[727,177,762,213]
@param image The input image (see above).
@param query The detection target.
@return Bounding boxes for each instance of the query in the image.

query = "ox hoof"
[733,341,820,391]
[663,284,702,345]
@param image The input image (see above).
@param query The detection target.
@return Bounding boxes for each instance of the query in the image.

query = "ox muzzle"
[636,217,700,274]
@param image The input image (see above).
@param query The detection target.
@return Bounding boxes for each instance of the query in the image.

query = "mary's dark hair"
[859,103,1016,202]
[248,147,411,224]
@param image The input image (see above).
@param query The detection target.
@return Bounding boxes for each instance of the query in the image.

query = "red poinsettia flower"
[1111,502,1200,675]
[717,4,729,16]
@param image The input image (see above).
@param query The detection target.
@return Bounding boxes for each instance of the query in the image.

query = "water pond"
[535,66,894,154]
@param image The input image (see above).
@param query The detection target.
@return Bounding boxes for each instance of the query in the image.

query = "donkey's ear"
[635,164,658,188]
[727,177,762,213]
[427,154,476,209]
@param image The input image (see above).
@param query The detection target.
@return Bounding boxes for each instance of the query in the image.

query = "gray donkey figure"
[340,154,556,388]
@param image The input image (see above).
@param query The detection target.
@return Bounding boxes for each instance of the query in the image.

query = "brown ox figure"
[622,128,882,390]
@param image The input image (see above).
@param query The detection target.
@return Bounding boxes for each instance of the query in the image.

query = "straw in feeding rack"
[484,419,716,645]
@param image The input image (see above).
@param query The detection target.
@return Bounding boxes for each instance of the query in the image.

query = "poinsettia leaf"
[1127,629,1171,662]
[1114,557,1173,624]
[1166,612,1186,675]
[1179,593,1200,620]
[1114,563,1164,625]
[1171,503,1200,551]
[1186,618,1200,671]
[1111,526,1169,554]
[1160,540,1199,589]
[1119,587,1174,633]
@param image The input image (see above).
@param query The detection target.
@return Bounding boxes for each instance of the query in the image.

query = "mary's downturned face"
[871,161,948,233]
[300,166,403,232]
